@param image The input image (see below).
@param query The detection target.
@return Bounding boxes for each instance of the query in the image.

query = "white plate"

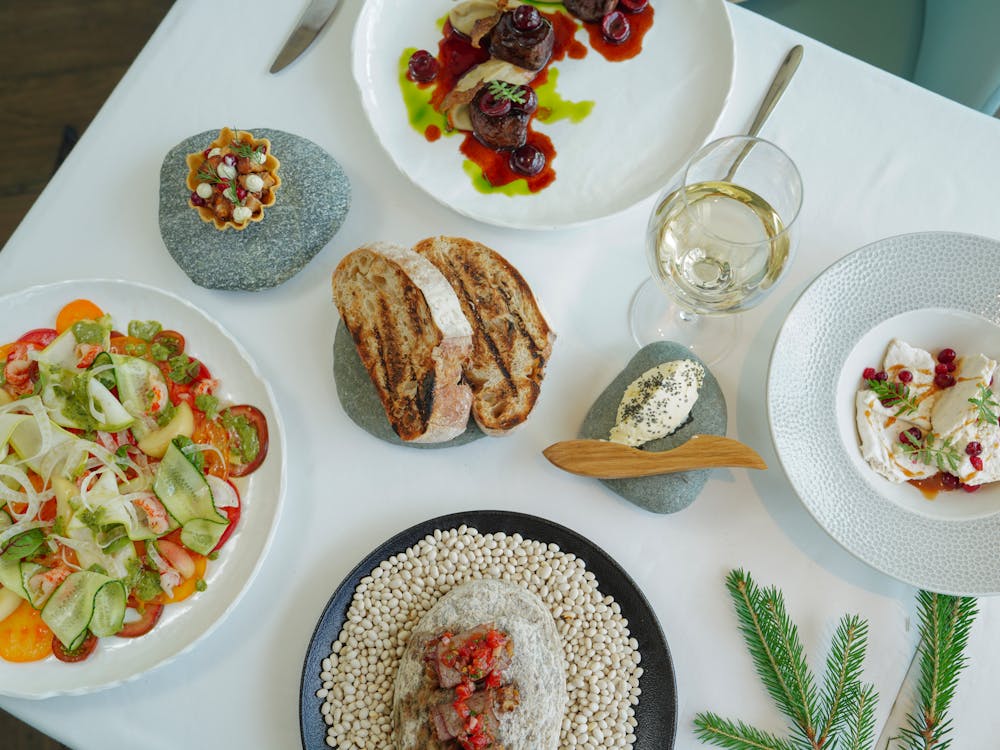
[768,233,1000,595]
[351,0,734,229]
[0,280,286,698]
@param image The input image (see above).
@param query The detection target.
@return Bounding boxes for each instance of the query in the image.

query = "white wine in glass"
[630,136,802,364]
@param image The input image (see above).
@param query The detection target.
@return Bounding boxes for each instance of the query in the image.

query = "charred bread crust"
[414,236,555,435]
[332,242,473,442]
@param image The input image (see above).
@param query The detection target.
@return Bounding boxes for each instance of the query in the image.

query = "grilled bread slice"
[414,236,555,435]
[332,242,474,443]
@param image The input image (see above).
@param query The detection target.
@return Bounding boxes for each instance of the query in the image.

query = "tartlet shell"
[185,127,282,232]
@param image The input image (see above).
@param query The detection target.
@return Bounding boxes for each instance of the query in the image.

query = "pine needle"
[841,683,878,750]
[694,712,801,750]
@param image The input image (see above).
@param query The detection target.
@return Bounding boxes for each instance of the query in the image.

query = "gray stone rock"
[333,320,484,448]
[159,128,350,291]
[579,342,727,513]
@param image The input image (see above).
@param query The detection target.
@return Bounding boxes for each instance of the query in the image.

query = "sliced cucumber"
[41,570,126,648]
[112,355,170,439]
[154,441,229,556]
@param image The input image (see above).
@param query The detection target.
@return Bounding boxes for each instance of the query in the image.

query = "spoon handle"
[723,44,804,182]
[542,435,767,479]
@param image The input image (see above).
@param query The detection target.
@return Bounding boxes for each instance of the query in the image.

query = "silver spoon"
[723,44,804,182]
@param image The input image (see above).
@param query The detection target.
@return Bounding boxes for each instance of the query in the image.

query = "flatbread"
[392,578,567,749]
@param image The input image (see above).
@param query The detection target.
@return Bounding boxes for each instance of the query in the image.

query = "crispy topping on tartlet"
[185,127,281,231]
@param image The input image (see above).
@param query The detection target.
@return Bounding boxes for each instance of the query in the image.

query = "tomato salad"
[0,299,268,663]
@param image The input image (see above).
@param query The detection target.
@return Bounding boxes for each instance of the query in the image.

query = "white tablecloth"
[2,1,999,747]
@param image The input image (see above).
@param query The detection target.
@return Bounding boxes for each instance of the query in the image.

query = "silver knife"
[270,0,342,73]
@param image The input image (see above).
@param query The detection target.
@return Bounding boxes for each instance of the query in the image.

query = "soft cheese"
[609,359,704,448]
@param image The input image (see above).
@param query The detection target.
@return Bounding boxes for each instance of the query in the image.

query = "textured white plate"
[0,280,286,698]
[768,233,1000,595]
[351,0,734,229]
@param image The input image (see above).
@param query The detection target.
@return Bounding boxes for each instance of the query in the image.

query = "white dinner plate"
[351,0,734,229]
[768,233,1000,595]
[0,280,286,697]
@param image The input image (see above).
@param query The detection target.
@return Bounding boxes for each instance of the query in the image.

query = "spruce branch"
[895,592,977,750]
[694,712,801,750]
[842,683,878,750]
[725,570,813,731]
[818,615,870,743]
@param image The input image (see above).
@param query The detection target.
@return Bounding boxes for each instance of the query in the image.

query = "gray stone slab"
[579,342,727,514]
[159,128,350,291]
[333,320,484,448]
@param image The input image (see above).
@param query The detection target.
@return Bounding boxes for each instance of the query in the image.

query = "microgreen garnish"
[968,384,999,426]
[230,139,265,162]
[899,433,961,473]
[865,378,918,416]
[487,80,527,105]
[225,182,243,206]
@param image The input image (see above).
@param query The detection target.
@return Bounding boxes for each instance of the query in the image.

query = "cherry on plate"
[509,145,546,177]
[407,50,439,83]
[601,10,631,44]
[478,91,512,117]
[619,0,648,12]
[512,5,542,31]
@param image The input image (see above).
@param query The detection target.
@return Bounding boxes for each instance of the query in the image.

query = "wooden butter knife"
[542,435,767,479]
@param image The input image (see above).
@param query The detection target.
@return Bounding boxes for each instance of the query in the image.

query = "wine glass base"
[627,278,740,366]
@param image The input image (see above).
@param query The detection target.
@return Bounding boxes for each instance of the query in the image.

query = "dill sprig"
[967,384,999,426]
[487,79,527,105]
[865,378,918,417]
[899,433,960,473]
[196,160,224,185]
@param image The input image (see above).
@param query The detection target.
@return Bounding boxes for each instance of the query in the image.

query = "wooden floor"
[0,0,175,250]
[0,5,174,745]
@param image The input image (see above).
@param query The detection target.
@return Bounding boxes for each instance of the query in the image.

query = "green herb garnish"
[899,433,961,473]
[487,80,527,105]
[1,528,45,562]
[167,354,201,384]
[865,377,918,417]
[195,393,219,420]
[230,138,265,163]
[196,160,224,185]
[128,320,162,342]
[968,384,999,426]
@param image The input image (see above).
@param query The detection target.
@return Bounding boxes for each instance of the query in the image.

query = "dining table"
[2,0,1000,747]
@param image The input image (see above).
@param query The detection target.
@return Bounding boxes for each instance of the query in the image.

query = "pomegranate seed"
[946,362,957,373]
[898,369,913,383]
[934,363,949,375]
[862,367,877,380]
[899,427,922,446]
[407,50,439,83]
[601,10,631,44]
[619,0,649,12]
[938,348,957,364]
[874,370,888,381]
[971,455,984,471]
[236,187,248,201]
[259,145,267,155]
[222,153,237,167]
[962,482,981,493]
[966,441,983,456]
[934,373,956,388]
[190,192,206,207]
[941,473,961,490]
[202,148,211,158]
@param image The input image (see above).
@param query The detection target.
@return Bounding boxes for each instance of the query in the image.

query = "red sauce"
[583,5,655,62]
[908,471,985,499]
[545,9,588,62]
[425,124,442,142]
[460,129,557,193]
[431,21,492,110]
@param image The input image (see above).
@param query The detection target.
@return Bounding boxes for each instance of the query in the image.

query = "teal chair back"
[739,0,1000,115]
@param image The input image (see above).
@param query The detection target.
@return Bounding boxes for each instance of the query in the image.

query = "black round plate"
[299,510,677,749]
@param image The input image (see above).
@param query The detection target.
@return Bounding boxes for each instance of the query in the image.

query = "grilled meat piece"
[429,685,521,743]
[424,624,514,689]
[487,8,554,71]
[563,0,618,23]
[469,83,533,151]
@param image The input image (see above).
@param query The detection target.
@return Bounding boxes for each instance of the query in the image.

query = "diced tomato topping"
[455,679,475,700]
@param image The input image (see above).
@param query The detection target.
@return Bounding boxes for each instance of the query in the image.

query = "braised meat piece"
[563,0,618,23]
[429,685,521,745]
[487,6,554,72]
[468,81,538,151]
[424,623,514,688]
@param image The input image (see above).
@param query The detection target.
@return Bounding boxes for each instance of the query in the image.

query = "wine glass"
[628,135,803,365]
